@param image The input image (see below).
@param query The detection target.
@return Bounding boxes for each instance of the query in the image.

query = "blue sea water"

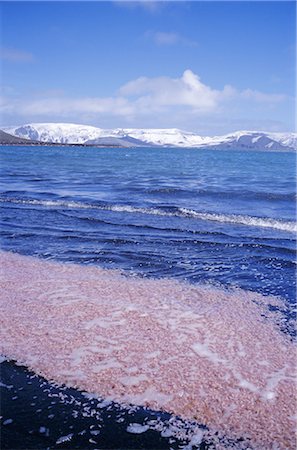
[0,145,296,304]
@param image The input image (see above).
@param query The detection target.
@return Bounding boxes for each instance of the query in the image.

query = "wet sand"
[1,360,194,449]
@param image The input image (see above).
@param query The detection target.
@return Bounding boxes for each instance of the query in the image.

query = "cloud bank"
[1,69,288,132]
[0,47,34,63]
[145,31,198,46]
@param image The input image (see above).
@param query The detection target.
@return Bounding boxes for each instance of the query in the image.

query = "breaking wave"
[1,197,296,233]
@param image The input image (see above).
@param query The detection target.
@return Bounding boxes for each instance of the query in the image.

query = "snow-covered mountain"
[3,123,297,151]
[3,123,110,144]
[199,131,297,151]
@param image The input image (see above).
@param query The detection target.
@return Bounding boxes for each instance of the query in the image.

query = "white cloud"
[0,48,34,63]
[145,31,198,46]
[3,96,133,118]
[113,1,162,13]
[119,70,234,113]
[151,31,179,45]
[240,88,286,103]
[1,70,288,130]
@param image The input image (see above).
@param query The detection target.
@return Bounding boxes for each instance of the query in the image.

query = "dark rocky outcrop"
[0,130,40,145]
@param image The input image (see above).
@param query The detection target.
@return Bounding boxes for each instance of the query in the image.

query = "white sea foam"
[56,434,74,444]
[126,423,149,434]
[179,208,297,233]
[1,197,295,233]
[3,419,13,425]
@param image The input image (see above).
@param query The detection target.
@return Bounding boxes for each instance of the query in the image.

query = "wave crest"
[1,197,296,233]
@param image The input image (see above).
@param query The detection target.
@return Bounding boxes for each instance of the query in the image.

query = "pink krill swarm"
[0,251,296,449]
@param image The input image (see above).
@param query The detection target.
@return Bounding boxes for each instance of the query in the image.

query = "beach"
[1,250,296,448]
[1,145,296,448]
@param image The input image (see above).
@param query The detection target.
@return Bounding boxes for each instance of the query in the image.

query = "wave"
[178,208,297,233]
[200,189,297,201]
[1,197,296,233]
[147,187,296,201]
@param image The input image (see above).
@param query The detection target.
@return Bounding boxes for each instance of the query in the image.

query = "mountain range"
[2,123,297,151]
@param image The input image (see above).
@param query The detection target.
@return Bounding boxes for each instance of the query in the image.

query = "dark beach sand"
[1,359,224,449]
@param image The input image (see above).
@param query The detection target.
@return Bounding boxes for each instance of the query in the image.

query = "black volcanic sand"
[1,360,207,449]
[1,360,252,449]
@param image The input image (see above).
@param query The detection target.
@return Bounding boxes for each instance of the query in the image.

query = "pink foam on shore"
[0,251,296,448]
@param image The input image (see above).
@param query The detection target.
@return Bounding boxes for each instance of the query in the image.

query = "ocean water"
[0,145,296,302]
[1,145,296,449]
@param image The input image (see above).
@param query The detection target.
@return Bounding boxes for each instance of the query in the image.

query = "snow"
[3,123,110,145]
[3,122,297,151]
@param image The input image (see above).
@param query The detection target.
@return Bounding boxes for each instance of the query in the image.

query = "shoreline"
[1,251,296,449]
[0,142,128,148]
[1,142,295,152]
[1,359,190,449]
[2,358,251,449]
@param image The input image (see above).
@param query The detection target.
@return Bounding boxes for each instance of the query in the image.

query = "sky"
[0,0,296,135]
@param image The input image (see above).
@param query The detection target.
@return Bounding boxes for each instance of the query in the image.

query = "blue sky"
[0,1,295,134]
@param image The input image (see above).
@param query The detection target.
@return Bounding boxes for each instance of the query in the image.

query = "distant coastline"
[1,125,296,151]
[0,130,127,148]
